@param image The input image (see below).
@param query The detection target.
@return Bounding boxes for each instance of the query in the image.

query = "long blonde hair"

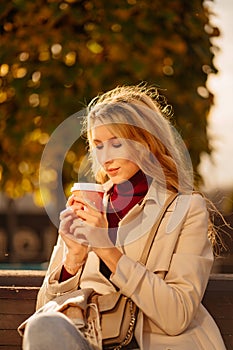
[83,84,193,194]
[81,84,229,255]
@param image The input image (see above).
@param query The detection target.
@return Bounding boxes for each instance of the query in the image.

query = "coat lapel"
[95,180,189,277]
[117,190,188,273]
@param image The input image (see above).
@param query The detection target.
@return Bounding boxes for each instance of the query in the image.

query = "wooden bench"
[0,271,232,350]
[0,271,44,350]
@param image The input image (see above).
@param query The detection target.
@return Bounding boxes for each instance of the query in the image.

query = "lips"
[106,167,120,175]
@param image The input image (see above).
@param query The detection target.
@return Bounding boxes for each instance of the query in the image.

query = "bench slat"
[0,330,21,346]
[0,314,31,330]
[0,286,39,299]
[0,272,232,350]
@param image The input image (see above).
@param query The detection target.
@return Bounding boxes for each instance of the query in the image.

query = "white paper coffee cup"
[71,183,104,211]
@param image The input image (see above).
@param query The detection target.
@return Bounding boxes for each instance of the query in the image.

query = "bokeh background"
[200,0,233,192]
[0,0,232,271]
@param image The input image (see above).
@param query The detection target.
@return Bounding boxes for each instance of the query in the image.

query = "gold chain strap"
[106,299,137,350]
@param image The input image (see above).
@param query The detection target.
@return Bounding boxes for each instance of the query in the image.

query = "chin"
[111,178,121,184]
[110,176,127,184]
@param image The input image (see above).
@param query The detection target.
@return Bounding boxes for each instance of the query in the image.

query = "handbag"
[88,192,178,350]
[88,292,137,349]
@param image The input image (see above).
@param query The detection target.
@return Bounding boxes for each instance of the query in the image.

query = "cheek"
[121,160,139,174]
[130,164,140,174]
[93,149,102,164]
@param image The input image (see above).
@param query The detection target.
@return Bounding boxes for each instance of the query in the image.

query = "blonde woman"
[21,85,226,350]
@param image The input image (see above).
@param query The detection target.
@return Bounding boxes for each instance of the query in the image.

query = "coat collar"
[102,178,167,208]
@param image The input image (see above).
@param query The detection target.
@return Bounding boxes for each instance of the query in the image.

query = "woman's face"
[91,124,140,184]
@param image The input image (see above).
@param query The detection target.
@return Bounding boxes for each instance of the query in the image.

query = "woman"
[20,85,226,349]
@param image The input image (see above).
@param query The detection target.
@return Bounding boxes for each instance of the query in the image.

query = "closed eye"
[95,143,104,150]
[93,137,122,150]
[112,142,122,148]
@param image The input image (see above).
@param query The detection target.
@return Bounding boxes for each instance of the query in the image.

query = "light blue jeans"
[22,312,93,350]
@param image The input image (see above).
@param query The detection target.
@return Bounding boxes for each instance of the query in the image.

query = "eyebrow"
[93,136,118,143]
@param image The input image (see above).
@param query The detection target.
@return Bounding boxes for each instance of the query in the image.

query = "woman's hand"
[59,208,89,274]
[70,196,114,249]
[60,195,122,274]
[70,196,123,274]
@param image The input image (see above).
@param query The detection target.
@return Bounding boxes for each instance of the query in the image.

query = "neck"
[113,170,151,195]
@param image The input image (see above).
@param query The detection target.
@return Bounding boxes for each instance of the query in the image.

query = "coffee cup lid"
[71,183,104,193]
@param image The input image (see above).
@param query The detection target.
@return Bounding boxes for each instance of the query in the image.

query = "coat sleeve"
[36,235,82,309]
[110,193,214,335]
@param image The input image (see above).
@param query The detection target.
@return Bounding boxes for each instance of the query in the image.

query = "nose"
[96,145,113,165]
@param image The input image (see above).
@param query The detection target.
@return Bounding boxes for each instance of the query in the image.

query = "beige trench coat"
[36,182,226,350]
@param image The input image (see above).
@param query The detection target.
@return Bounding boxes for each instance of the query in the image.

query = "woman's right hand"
[58,208,89,273]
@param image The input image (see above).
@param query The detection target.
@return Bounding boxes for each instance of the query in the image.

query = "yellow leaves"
[0,64,9,77]
[111,24,122,33]
[51,43,62,57]
[0,0,219,199]
[32,71,41,83]
[40,43,77,66]
[59,3,69,11]
[39,168,57,183]
[64,183,73,198]
[28,91,49,107]
[24,128,49,146]
[38,132,49,144]
[13,66,27,79]
[18,161,31,175]
[163,57,174,76]
[86,40,103,54]
[84,22,96,32]
[64,51,77,66]
[29,93,40,107]
[21,178,33,192]
[33,188,51,207]
[163,65,174,76]
[28,92,50,107]
[3,22,13,32]
[5,180,17,198]
[18,163,38,197]
[72,160,81,174]
[19,52,30,62]
[66,150,77,163]
[0,63,27,79]
[39,49,50,62]
[37,168,57,206]
[0,63,24,103]
[0,91,8,104]
[33,116,42,126]
[5,180,25,198]
[38,45,51,61]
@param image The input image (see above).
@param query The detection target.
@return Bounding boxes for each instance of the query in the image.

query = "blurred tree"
[0,0,219,205]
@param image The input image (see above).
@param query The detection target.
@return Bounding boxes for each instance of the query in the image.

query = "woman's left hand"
[70,196,114,249]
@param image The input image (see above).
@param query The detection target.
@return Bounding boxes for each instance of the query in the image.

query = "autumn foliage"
[0,0,219,204]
